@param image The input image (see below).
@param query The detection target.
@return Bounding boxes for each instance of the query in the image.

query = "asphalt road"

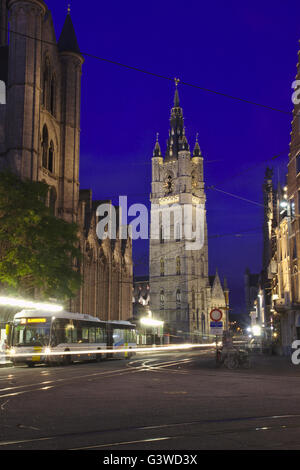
[1,349,300,450]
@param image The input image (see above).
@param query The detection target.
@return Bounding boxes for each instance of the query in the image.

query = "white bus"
[8,310,136,367]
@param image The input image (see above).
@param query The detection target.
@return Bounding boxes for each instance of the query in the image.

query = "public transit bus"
[8,309,137,367]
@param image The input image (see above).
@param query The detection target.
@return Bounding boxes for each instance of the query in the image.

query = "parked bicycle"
[216,347,250,369]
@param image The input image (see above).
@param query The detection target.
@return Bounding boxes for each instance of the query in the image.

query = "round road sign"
[210,308,223,322]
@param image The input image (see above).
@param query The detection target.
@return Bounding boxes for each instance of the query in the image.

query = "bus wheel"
[63,352,72,366]
[96,350,102,362]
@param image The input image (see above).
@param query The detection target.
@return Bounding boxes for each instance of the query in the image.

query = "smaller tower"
[58,9,84,223]
[5,0,47,179]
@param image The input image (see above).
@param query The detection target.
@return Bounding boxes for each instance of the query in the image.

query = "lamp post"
[140,314,164,346]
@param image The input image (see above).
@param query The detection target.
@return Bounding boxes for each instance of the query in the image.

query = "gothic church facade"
[0,0,132,321]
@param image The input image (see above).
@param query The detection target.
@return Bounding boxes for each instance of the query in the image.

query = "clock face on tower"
[164,175,174,195]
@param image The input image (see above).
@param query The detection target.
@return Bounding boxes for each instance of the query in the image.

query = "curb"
[0,362,13,368]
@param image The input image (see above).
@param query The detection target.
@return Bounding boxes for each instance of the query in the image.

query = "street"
[0,350,300,450]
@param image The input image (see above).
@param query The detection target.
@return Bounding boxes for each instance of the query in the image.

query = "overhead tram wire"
[206,186,264,207]
[0,26,294,116]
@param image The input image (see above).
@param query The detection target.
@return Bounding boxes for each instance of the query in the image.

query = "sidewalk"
[0,357,13,368]
[247,353,300,376]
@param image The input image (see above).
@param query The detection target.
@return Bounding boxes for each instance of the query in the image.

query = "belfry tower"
[149,82,211,340]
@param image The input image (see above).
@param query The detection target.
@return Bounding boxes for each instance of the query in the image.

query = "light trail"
[1,343,215,359]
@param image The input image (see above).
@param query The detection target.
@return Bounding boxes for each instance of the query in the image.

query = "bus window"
[82,327,89,343]
[75,320,82,343]
[65,324,73,344]
[52,319,68,345]
[95,327,102,343]
[113,329,124,346]
[72,324,78,342]
[89,328,96,343]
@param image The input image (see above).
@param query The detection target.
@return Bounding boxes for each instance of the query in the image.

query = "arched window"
[43,58,51,109]
[48,140,54,173]
[160,258,165,276]
[191,170,197,191]
[50,75,56,116]
[49,186,57,215]
[164,175,174,195]
[160,225,164,244]
[0,80,6,104]
[200,291,205,310]
[176,289,181,306]
[160,290,165,310]
[200,256,205,276]
[176,256,181,275]
[42,125,48,168]
[192,287,195,310]
[175,223,181,242]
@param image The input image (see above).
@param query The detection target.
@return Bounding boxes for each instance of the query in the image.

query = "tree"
[0,172,82,300]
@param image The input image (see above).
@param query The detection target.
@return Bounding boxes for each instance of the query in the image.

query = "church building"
[0,0,133,321]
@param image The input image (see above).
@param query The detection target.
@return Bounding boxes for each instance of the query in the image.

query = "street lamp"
[140,316,164,345]
[252,325,262,336]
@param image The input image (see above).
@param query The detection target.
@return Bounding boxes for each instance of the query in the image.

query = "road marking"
[0,399,9,410]
[0,436,54,447]
[70,436,174,450]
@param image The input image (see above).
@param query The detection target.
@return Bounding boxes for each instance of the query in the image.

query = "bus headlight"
[44,347,51,355]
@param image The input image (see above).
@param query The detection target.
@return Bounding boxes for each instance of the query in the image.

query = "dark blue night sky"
[48,0,300,315]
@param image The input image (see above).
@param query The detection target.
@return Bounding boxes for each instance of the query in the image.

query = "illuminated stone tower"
[149,83,211,340]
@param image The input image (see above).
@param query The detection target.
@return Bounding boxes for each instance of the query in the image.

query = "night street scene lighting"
[0,0,299,461]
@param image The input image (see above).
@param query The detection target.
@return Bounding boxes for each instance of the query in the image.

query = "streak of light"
[70,436,174,450]
[2,343,215,359]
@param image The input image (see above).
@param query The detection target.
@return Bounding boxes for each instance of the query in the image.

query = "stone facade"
[149,86,228,340]
[0,0,133,321]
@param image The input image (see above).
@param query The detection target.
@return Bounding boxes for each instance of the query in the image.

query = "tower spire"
[58,5,81,55]
[174,77,180,107]
[193,133,201,157]
[165,78,188,160]
[153,132,162,157]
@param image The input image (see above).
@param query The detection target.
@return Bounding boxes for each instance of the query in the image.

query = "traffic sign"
[210,308,223,322]
[210,320,223,335]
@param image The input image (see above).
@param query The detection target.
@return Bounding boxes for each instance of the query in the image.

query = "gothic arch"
[191,287,196,310]
[48,140,54,173]
[160,258,165,276]
[160,290,165,310]
[42,124,48,168]
[50,73,56,117]
[176,256,181,275]
[42,56,51,110]
[40,117,59,173]
[176,288,181,305]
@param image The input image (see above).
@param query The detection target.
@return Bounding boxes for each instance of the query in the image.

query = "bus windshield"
[12,323,51,347]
